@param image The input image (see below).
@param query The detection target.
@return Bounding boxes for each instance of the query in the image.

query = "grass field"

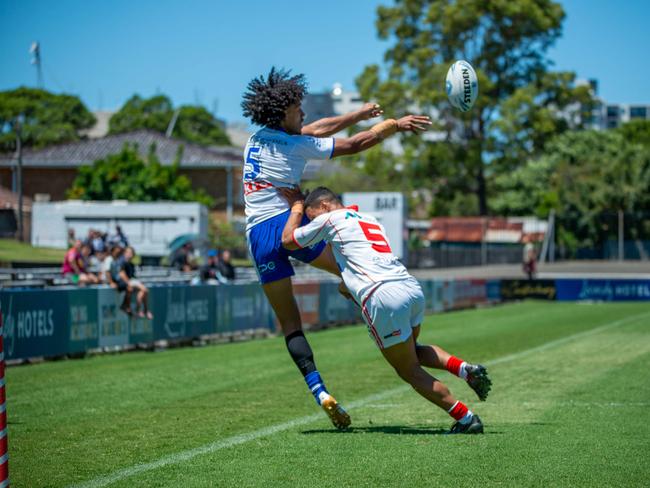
[0,238,64,264]
[9,301,650,487]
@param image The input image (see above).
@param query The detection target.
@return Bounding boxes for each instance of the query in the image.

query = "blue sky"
[1,0,649,124]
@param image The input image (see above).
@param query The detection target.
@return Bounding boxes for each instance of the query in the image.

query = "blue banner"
[555,279,650,301]
[486,279,502,302]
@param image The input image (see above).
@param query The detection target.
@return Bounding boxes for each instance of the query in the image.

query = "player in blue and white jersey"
[241,68,431,428]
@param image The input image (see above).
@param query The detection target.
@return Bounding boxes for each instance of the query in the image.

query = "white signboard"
[31,201,208,257]
[342,192,407,261]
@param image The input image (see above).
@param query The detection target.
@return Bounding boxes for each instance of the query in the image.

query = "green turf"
[0,238,64,264]
[8,301,650,487]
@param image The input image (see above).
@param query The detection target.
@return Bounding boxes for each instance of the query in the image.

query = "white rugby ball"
[445,60,479,112]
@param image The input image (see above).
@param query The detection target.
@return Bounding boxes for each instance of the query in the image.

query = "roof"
[426,217,546,243]
[427,217,522,243]
[0,130,242,169]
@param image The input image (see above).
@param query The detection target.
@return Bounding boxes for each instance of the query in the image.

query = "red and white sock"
[446,356,468,379]
[448,400,473,425]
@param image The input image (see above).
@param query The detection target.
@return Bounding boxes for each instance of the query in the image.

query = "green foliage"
[493,72,595,171]
[66,145,214,207]
[313,145,405,190]
[0,87,95,151]
[495,130,650,215]
[356,0,593,215]
[109,94,231,146]
[209,220,246,255]
[617,119,650,148]
[493,129,650,252]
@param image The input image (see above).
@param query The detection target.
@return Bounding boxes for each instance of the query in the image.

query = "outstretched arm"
[301,103,383,137]
[331,115,431,157]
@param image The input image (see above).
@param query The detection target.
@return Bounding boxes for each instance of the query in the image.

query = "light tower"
[30,41,43,88]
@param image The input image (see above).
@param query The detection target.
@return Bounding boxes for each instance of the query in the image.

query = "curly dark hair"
[241,67,308,127]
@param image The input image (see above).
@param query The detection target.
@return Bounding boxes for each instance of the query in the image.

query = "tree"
[492,71,594,172]
[66,145,214,207]
[356,0,593,215]
[109,94,231,146]
[493,129,650,253]
[0,87,95,151]
[617,119,650,148]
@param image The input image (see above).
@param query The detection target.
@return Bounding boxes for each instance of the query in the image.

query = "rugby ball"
[445,60,478,112]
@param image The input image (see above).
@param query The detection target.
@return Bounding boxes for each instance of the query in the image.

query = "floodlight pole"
[548,210,556,263]
[15,116,24,242]
[226,165,233,222]
[618,210,624,261]
[481,217,487,265]
[30,41,43,89]
[166,109,181,138]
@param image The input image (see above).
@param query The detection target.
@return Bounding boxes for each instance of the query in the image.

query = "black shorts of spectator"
[119,247,153,320]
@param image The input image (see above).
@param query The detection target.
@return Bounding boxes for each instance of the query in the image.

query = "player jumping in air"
[281,187,492,434]
[241,68,431,429]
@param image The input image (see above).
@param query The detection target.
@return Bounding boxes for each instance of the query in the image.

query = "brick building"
[0,130,244,212]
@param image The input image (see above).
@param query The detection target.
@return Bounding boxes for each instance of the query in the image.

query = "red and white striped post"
[0,307,9,488]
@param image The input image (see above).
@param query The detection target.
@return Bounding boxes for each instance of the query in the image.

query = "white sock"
[318,391,331,404]
[458,362,468,380]
[459,410,474,425]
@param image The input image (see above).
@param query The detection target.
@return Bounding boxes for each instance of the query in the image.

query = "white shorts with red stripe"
[361,277,425,349]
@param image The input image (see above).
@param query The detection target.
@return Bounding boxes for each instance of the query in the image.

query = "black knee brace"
[285,330,317,377]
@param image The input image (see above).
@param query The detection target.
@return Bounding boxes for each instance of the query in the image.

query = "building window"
[630,106,647,119]
[606,106,620,117]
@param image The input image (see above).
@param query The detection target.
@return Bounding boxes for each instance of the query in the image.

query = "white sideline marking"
[70,310,650,488]
[70,387,408,488]
[521,401,650,408]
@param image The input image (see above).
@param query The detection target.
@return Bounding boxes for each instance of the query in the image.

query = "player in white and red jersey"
[281,187,492,434]
[241,68,431,429]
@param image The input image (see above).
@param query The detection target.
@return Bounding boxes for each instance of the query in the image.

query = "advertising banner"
[148,285,215,340]
[184,285,216,337]
[68,288,99,353]
[555,279,650,301]
[97,288,130,348]
[418,280,445,313]
[442,280,488,310]
[293,282,321,328]
[500,280,557,301]
[318,282,360,324]
[216,284,274,333]
[0,289,72,360]
[486,279,502,302]
[418,280,434,313]
[151,285,187,340]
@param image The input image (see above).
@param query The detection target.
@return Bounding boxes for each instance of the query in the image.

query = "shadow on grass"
[302,425,448,435]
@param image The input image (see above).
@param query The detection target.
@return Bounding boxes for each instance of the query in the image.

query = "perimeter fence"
[2,276,650,362]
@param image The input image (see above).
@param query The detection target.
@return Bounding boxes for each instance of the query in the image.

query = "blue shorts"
[247,210,326,284]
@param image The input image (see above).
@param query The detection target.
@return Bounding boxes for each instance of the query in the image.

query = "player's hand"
[357,103,383,121]
[278,187,305,207]
[396,115,431,134]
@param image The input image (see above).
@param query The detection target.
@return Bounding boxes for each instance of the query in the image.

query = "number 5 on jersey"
[359,221,392,253]
[244,146,261,181]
